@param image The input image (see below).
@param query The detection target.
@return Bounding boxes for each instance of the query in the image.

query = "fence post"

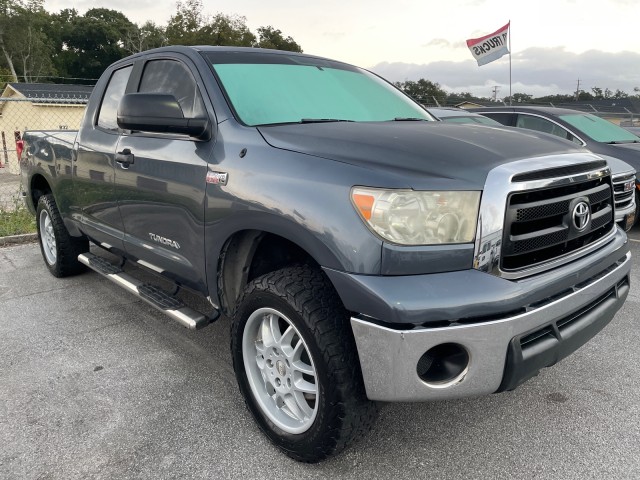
[1,132,7,168]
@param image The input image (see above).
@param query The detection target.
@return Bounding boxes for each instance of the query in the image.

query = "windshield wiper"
[608,140,640,144]
[393,117,429,121]
[299,118,354,124]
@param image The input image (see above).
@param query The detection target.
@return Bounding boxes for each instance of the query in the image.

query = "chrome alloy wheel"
[39,209,56,265]
[242,308,319,434]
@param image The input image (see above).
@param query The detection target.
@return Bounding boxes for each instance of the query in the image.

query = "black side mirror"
[117,93,209,139]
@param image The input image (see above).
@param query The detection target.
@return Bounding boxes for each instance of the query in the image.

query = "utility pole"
[575,79,581,101]
[492,85,500,102]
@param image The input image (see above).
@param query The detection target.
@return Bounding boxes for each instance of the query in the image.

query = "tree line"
[396,79,640,106]
[0,0,302,84]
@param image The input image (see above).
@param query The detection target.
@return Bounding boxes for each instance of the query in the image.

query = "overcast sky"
[46,0,640,98]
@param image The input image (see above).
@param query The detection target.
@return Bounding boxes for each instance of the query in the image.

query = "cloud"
[423,38,451,48]
[370,48,640,98]
[322,31,347,40]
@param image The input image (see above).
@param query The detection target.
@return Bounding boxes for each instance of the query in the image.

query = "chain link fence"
[0,97,87,236]
[0,95,86,211]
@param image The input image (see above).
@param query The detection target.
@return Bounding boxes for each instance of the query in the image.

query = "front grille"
[612,173,635,211]
[502,176,614,271]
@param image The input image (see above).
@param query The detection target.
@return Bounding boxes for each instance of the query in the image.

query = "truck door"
[74,65,133,252]
[113,57,214,294]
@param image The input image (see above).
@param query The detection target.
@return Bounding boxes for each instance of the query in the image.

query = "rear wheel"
[231,265,377,462]
[36,194,88,277]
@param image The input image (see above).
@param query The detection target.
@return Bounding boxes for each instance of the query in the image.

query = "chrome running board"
[78,252,217,329]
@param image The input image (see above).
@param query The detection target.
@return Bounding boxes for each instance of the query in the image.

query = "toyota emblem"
[572,201,590,231]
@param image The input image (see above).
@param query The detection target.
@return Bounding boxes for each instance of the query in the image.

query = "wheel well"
[218,230,319,315]
[30,174,52,207]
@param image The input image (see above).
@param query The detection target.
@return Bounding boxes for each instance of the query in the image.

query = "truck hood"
[597,154,636,176]
[257,122,589,189]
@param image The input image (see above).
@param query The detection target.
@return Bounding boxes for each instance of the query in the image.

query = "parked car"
[622,125,640,137]
[425,107,502,126]
[470,106,638,230]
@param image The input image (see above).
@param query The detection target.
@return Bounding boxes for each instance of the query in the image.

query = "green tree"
[503,92,533,104]
[205,13,254,46]
[0,0,55,82]
[576,90,594,101]
[54,8,135,81]
[254,26,302,52]
[124,21,167,54]
[532,93,576,104]
[591,87,603,99]
[165,0,209,44]
[612,89,628,99]
[166,0,255,46]
[446,91,490,104]
[0,66,11,89]
[394,79,447,105]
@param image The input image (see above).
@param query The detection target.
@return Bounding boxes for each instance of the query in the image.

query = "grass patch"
[0,207,36,237]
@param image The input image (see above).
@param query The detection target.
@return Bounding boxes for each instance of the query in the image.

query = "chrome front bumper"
[614,201,635,231]
[350,251,631,402]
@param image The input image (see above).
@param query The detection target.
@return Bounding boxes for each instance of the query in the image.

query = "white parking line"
[629,238,640,243]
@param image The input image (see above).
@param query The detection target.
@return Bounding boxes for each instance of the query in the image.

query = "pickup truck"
[21,46,631,462]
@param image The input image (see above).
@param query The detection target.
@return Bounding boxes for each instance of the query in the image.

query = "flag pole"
[509,20,512,105]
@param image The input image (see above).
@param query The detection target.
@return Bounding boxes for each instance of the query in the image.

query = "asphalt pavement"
[1,230,640,479]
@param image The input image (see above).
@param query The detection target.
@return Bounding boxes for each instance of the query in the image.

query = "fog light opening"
[417,343,469,387]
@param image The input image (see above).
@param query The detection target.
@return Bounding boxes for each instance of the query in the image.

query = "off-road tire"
[36,194,88,277]
[231,265,377,462]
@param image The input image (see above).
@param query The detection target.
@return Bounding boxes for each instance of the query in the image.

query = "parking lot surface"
[1,230,640,479]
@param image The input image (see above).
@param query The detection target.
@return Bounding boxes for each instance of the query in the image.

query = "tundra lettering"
[148,233,180,250]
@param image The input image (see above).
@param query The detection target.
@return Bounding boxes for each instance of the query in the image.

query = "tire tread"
[231,265,377,462]
[36,194,88,277]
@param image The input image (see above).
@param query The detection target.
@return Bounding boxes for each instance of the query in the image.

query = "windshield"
[559,113,639,143]
[205,52,431,126]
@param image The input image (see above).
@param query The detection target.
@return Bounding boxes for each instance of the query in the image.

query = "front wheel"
[36,194,88,277]
[231,265,376,462]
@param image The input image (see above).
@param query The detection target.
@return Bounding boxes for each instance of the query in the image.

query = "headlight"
[351,187,481,245]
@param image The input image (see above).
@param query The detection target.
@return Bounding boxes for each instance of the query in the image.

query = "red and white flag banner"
[466,22,510,66]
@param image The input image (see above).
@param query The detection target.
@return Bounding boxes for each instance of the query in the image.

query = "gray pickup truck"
[21,46,631,462]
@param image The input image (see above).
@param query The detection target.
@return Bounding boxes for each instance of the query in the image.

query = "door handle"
[116,148,134,166]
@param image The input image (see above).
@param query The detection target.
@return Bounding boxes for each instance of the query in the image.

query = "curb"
[0,232,38,247]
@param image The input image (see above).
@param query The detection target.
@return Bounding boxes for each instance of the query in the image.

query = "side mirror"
[117,93,209,139]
